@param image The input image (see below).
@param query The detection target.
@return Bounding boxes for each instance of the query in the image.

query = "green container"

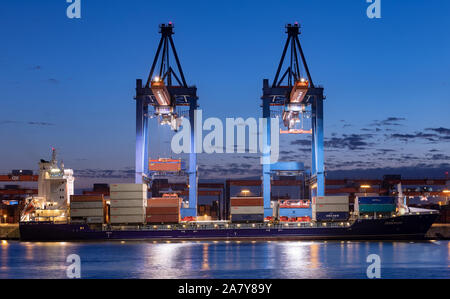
[358,204,396,213]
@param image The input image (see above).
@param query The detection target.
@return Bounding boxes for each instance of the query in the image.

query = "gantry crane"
[261,23,325,217]
[135,23,198,217]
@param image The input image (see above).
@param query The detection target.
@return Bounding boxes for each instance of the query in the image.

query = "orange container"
[146,214,180,224]
[146,207,179,215]
[231,197,263,206]
[71,195,104,202]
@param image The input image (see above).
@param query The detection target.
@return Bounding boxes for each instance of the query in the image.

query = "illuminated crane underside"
[261,23,325,217]
[135,23,198,217]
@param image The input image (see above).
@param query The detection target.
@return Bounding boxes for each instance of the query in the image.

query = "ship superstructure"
[21,148,74,222]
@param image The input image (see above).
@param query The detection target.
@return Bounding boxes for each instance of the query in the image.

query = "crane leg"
[262,97,272,218]
[311,95,325,197]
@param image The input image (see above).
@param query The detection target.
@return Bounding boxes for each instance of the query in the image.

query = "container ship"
[18,151,439,241]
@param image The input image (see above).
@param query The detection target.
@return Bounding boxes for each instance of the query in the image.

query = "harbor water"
[0,240,449,279]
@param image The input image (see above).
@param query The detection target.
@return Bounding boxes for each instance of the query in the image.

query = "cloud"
[75,168,134,179]
[389,132,448,142]
[425,127,450,135]
[0,120,55,126]
[28,65,42,71]
[48,78,59,84]
[325,133,374,150]
[370,117,406,127]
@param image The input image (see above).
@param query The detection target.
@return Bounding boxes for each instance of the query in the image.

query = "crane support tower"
[261,23,325,217]
[135,23,198,217]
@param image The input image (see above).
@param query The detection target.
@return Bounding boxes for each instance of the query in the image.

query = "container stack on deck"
[70,195,106,224]
[279,200,312,221]
[110,184,146,224]
[312,196,349,222]
[230,197,264,223]
[355,196,396,218]
[146,195,181,224]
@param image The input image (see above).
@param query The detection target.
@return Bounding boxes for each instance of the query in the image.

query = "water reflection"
[0,240,448,279]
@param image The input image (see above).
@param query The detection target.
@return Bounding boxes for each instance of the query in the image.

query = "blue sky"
[0,0,449,186]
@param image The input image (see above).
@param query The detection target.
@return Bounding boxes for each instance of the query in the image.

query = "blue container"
[357,196,395,205]
[315,212,349,221]
[279,208,312,218]
[358,204,396,213]
[231,214,264,223]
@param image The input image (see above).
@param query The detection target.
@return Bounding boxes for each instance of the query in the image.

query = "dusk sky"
[0,0,449,187]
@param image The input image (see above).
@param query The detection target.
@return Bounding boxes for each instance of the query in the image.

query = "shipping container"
[110,215,144,224]
[357,196,395,205]
[313,196,349,205]
[86,217,104,224]
[357,204,396,213]
[70,201,104,209]
[110,199,145,208]
[146,201,179,208]
[149,159,182,172]
[110,183,147,192]
[146,214,180,224]
[70,209,104,217]
[110,191,147,200]
[231,214,264,223]
[312,204,349,213]
[70,195,104,202]
[110,207,145,216]
[230,206,264,214]
[313,211,349,222]
[279,208,312,218]
[230,197,263,206]
[146,207,179,215]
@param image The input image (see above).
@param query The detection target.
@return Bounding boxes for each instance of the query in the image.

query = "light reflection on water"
[0,240,448,279]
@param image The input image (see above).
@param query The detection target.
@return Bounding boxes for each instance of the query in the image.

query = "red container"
[71,195,104,202]
[146,206,179,215]
[146,214,180,224]
[230,197,263,207]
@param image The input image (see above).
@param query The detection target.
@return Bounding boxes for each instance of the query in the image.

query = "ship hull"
[19,214,438,241]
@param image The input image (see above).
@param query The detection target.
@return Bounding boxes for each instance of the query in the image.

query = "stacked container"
[312,196,349,222]
[355,196,396,216]
[146,195,181,224]
[70,195,105,224]
[110,184,146,224]
[230,197,264,223]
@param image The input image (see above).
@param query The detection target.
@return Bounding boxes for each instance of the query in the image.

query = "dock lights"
[360,184,371,189]
[252,224,255,228]
[167,225,171,229]
[241,189,251,196]
[237,224,241,228]
[443,190,450,194]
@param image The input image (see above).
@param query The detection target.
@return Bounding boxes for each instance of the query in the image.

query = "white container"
[110,183,147,192]
[312,203,349,212]
[70,202,104,209]
[110,191,147,200]
[86,217,104,224]
[110,199,145,208]
[230,206,264,215]
[313,196,349,205]
[70,208,104,217]
[110,215,144,224]
[110,207,145,216]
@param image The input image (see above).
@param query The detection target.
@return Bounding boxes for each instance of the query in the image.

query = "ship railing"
[134,221,352,231]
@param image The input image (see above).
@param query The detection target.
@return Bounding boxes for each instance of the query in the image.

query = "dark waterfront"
[0,240,448,279]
